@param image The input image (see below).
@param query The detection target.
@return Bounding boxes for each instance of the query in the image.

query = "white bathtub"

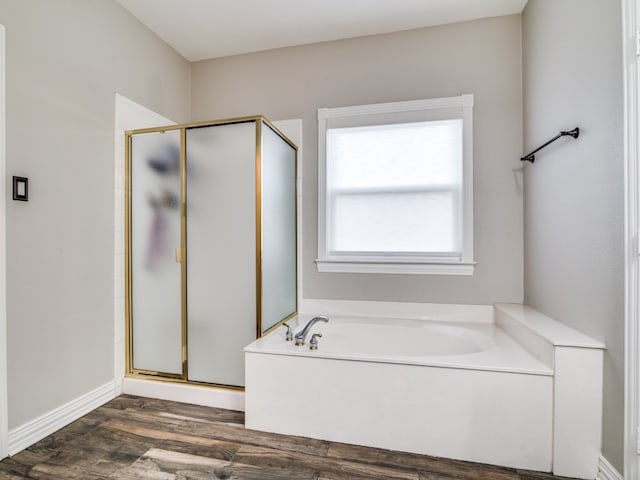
[245,303,604,479]
[282,318,494,357]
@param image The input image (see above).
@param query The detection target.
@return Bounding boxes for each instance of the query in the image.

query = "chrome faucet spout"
[294,316,329,346]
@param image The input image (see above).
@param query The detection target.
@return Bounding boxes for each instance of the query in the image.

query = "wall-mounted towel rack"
[521,127,580,163]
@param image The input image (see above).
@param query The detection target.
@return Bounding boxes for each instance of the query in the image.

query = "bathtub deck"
[246,319,553,376]
[0,395,578,480]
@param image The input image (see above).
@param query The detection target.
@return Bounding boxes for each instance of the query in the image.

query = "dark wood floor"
[0,394,577,480]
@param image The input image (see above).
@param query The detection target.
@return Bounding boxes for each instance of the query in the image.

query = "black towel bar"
[521,127,580,163]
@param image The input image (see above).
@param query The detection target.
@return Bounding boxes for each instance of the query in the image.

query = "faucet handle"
[309,333,322,350]
[283,322,293,341]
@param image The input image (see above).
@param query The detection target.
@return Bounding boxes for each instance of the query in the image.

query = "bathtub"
[244,303,604,479]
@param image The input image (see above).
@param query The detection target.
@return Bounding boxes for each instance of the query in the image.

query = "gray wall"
[191,15,524,305]
[522,0,624,471]
[0,0,190,429]
[0,1,625,469]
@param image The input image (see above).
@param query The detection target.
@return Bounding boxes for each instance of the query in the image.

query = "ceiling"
[116,0,528,62]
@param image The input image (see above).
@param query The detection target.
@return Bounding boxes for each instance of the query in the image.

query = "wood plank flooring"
[0,395,578,480]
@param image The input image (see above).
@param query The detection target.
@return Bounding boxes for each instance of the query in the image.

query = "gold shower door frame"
[124,115,298,390]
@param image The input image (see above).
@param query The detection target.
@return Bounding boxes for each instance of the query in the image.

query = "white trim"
[7,381,115,456]
[0,23,7,461]
[122,377,244,412]
[317,113,329,266]
[623,0,640,477]
[316,259,475,275]
[598,455,624,480]
[461,96,474,264]
[317,94,474,120]
[316,94,475,276]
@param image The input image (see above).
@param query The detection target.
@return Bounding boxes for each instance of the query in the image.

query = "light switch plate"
[12,176,28,201]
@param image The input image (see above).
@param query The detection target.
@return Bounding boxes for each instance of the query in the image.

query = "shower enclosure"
[125,116,297,388]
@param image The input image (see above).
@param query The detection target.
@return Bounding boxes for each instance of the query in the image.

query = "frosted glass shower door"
[261,124,297,333]
[186,122,257,387]
[129,130,183,375]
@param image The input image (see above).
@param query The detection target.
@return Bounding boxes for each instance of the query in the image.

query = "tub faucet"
[283,322,293,341]
[309,333,322,350]
[294,316,329,346]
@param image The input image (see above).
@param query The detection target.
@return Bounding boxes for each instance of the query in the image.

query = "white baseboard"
[122,377,245,412]
[8,381,115,456]
[598,455,624,480]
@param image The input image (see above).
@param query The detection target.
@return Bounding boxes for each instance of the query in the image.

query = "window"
[317,95,474,275]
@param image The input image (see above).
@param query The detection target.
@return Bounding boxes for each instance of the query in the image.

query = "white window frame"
[316,94,475,275]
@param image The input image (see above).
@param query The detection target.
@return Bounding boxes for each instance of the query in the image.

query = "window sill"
[315,259,476,276]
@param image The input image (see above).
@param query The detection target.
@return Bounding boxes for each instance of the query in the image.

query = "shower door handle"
[175,247,183,264]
